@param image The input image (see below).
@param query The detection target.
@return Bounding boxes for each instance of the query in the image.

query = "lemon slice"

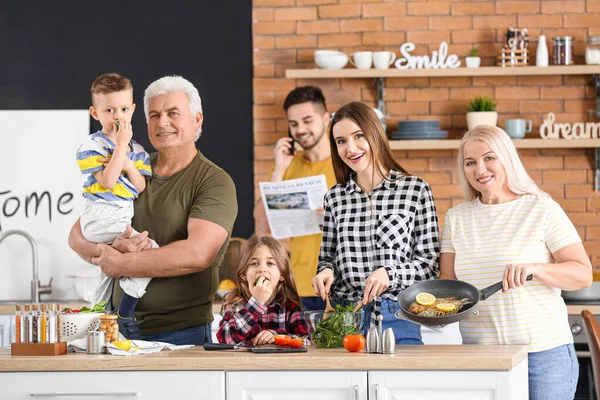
[436,303,455,313]
[112,340,131,351]
[416,292,436,306]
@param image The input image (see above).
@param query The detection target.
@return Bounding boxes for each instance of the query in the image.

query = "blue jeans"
[302,296,326,311]
[528,344,578,400]
[142,323,212,346]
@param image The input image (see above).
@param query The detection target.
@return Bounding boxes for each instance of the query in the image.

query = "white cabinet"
[0,371,224,400]
[369,366,528,400]
[227,371,368,400]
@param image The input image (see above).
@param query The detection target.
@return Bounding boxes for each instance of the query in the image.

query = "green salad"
[311,304,360,348]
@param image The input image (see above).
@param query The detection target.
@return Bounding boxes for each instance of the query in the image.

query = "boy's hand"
[115,120,133,146]
[250,276,273,305]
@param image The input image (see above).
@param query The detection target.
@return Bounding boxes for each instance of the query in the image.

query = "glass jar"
[98,314,119,343]
[552,36,574,65]
[586,36,600,65]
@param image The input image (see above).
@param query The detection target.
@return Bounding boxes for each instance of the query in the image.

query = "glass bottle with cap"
[98,314,119,343]
[552,36,574,65]
[586,36,600,65]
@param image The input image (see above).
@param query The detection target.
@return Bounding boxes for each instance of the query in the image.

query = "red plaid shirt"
[217,297,308,345]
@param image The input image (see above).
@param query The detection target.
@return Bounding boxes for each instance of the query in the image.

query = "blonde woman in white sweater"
[440,125,592,400]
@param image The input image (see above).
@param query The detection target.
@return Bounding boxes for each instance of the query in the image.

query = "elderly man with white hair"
[69,75,238,345]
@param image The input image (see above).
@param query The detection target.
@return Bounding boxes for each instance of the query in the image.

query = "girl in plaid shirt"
[217,236,308,345]
[312,102,440,345]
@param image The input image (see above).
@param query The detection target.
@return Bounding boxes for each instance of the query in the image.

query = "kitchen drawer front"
[228,371,367,400]
[0,371,224,400]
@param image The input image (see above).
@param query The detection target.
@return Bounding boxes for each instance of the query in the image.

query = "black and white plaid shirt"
[317,170,440,327]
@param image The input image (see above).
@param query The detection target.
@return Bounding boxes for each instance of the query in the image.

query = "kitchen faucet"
[0,229,52,303]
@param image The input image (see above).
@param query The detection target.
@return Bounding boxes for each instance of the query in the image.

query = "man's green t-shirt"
[111,151,238,336]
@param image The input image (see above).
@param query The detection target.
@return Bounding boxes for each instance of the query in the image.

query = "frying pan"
[396,275,533,326]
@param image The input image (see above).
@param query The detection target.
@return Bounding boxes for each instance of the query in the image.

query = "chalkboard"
[0,2,253,301]
[0,1,253,237]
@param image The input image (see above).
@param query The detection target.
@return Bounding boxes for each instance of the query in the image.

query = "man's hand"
[252,330,275,345]
[112,225,153,253]
[91,244,125,278]
[312,268,334,300]
[250,276,274,305]
[115,120,133,146]
[362,267,390,305]
[273,137,294,178]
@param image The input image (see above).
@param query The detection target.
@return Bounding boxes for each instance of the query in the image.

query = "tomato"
[288,338,304,348]
[63,310,72,314]
[274,335,292,346]
[343,334,366,352]
[71,309,80,313]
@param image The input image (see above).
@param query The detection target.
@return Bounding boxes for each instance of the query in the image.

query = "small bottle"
[14,305,21,344]
[56,304,62,342]
[536,35,549,67]
[40,304,47,343]
[23,305,31,343]
[48,304,57,343]
[31,304,39,343]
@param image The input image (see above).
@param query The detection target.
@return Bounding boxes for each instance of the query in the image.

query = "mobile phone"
[288,128,295,155]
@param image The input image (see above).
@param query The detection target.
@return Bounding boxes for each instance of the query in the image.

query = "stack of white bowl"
[314,50,348,69]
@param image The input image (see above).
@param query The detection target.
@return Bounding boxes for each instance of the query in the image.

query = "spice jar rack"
[10,303,67,356]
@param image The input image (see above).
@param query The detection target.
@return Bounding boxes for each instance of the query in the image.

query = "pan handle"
[480,274,533,301]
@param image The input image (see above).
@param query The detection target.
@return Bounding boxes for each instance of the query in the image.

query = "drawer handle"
[30,393,138,397]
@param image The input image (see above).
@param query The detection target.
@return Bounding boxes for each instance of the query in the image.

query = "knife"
[203,343,245,351]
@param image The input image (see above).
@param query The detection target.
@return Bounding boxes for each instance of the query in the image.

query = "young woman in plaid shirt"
[312,102,440,344]
[217,236,308,345]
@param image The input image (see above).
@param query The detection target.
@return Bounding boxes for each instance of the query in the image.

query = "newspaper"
[259,174,329,239]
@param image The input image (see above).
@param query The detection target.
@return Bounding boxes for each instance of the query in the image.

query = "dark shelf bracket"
[595,74,600,118]
[596,148,600,192]
[376,77,385,117]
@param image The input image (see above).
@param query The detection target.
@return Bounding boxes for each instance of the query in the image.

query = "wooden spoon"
[353,303,363,312]
[325,295,335,313]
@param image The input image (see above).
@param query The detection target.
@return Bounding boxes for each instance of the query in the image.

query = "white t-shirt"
[441,194,580,353]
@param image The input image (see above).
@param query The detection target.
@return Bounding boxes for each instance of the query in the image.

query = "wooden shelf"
[389,139,600,150]
[286,65,600,79]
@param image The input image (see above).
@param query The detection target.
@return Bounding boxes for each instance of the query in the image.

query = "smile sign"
[394,42,461,70]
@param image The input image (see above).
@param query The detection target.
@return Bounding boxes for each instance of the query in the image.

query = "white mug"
[373,51,396,69]
[350,51,373,70]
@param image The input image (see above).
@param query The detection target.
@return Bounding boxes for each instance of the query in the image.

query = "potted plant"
[466,96,498,130]
[466,48,481,68]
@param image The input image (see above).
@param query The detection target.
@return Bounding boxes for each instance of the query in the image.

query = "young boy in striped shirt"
[75,72,157,339]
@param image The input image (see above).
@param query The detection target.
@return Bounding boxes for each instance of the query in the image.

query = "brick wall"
[252,0,600,268]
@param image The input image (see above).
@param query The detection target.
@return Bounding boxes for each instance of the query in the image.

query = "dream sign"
[394,42,461,70]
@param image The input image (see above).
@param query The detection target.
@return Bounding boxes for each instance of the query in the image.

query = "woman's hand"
[249,276,273,305]
[312,268,334,299]
[502,263,540,292]
[362,267,390,304]
[252,330,275,345]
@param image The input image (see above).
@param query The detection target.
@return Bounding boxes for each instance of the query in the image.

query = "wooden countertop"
[0,345,527,372]
[566,304,600,315]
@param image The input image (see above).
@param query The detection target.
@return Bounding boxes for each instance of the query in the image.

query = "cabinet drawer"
[0,371,224,400]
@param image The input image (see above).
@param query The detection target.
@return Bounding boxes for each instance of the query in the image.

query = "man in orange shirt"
[254,86,335,311]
